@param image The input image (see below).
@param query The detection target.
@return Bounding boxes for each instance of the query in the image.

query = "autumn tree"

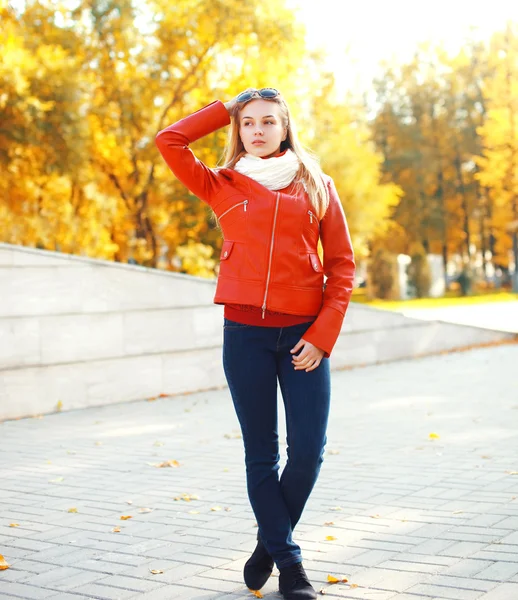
[476,22,518,277]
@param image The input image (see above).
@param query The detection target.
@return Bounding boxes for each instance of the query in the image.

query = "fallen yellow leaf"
[505,471,518,475]
[370,514,380,519]
[126,500,133,505]
[49,477,64,483]
[138,508,153,513]
[248,590,263,598]
[224,432,242,439]
[120,515,132,520]
[324,521,334,526]
[56,401,63,411]
[325,535,337,541]
[9,523,19,528]
[154,460,180,468]
[149,569,164,575]
[327,449,340,455]
[68,508,78,513]
[173,493,199,502]
[330,506,343,511]
[0,555,9,570]
[188,510,200,514]
[211,506,222,512]
[429,432,440,440]
[327,574,348,583]
[112,527,121,533]
[350,583,359,588]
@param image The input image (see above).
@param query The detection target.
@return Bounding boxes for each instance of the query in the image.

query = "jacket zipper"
[308,209,317,224]
[261,192,281,319]
[219,199,248,219]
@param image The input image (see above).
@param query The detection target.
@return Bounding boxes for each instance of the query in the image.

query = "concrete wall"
[1,243,514,421]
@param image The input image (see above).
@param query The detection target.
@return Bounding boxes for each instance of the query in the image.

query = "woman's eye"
[264,120,274,125]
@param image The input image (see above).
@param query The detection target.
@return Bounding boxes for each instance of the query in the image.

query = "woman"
[156,88,355,599]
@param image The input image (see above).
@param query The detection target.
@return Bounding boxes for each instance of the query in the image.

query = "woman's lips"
[252,140,265,145]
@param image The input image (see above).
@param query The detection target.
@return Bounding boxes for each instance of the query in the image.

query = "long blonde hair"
[221,94,329,220]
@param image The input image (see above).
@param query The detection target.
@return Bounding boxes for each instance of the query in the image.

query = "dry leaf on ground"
[330,506,342,511]
[324,521,334,526]
[120,515,132,520]
[325,535,337,541]
[154,460,180,468]
[138,508,153,513]
[327,574,348,583]
[211,506,222,512]
[9,523,19,527]
[112,527,121,533]
[173,493,199,502]
[248,590,263,598]
[429,432,440,440]
[68,508,78,513]
[0,555,9,570]
[149,569,164,575]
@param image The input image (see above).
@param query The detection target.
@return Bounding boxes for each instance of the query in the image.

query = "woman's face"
[238,99,287,159]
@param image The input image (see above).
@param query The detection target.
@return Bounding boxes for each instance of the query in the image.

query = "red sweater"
[224,303,314,327]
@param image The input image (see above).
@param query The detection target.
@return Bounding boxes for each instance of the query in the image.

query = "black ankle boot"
[243,532,274,591]
[279,562,317,599]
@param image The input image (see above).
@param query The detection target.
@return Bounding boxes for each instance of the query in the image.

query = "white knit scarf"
[234,149,300,190]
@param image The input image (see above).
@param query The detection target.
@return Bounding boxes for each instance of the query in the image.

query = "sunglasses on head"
[236,88,280,103]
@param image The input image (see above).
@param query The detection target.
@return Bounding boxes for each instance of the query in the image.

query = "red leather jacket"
[155,100,355,357]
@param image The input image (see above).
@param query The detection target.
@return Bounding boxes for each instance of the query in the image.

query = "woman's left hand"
[290,338,325,372]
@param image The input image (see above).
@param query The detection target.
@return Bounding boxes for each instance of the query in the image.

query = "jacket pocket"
[309,252,324,273]
[220,240,235,260]
[218,199,248,220]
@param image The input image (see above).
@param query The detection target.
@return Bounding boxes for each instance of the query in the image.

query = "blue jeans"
[222,318,331,568]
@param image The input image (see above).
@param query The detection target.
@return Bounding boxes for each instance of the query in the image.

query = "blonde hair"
[221,94,330,220]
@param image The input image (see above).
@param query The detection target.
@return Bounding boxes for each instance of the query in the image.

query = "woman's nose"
[253,127,264,135]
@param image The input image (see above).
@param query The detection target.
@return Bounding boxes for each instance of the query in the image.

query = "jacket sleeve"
[302,177,356,358]
[155,100,231,204]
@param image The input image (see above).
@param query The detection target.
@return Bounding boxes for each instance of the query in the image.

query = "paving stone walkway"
[1,343,518,600]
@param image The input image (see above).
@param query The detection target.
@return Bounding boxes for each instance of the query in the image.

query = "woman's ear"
[282,128,288,141]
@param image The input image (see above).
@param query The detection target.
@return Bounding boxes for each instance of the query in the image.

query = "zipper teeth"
[262,192,280,318]
[219,199,248,220]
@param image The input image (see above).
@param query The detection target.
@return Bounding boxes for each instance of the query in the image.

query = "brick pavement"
[1,343,518,599]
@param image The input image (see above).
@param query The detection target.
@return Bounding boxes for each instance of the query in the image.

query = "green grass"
[352,289,518,310]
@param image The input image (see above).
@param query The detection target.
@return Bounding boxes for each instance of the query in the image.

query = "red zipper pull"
[308,210,313,223]
[244,200,248,212]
